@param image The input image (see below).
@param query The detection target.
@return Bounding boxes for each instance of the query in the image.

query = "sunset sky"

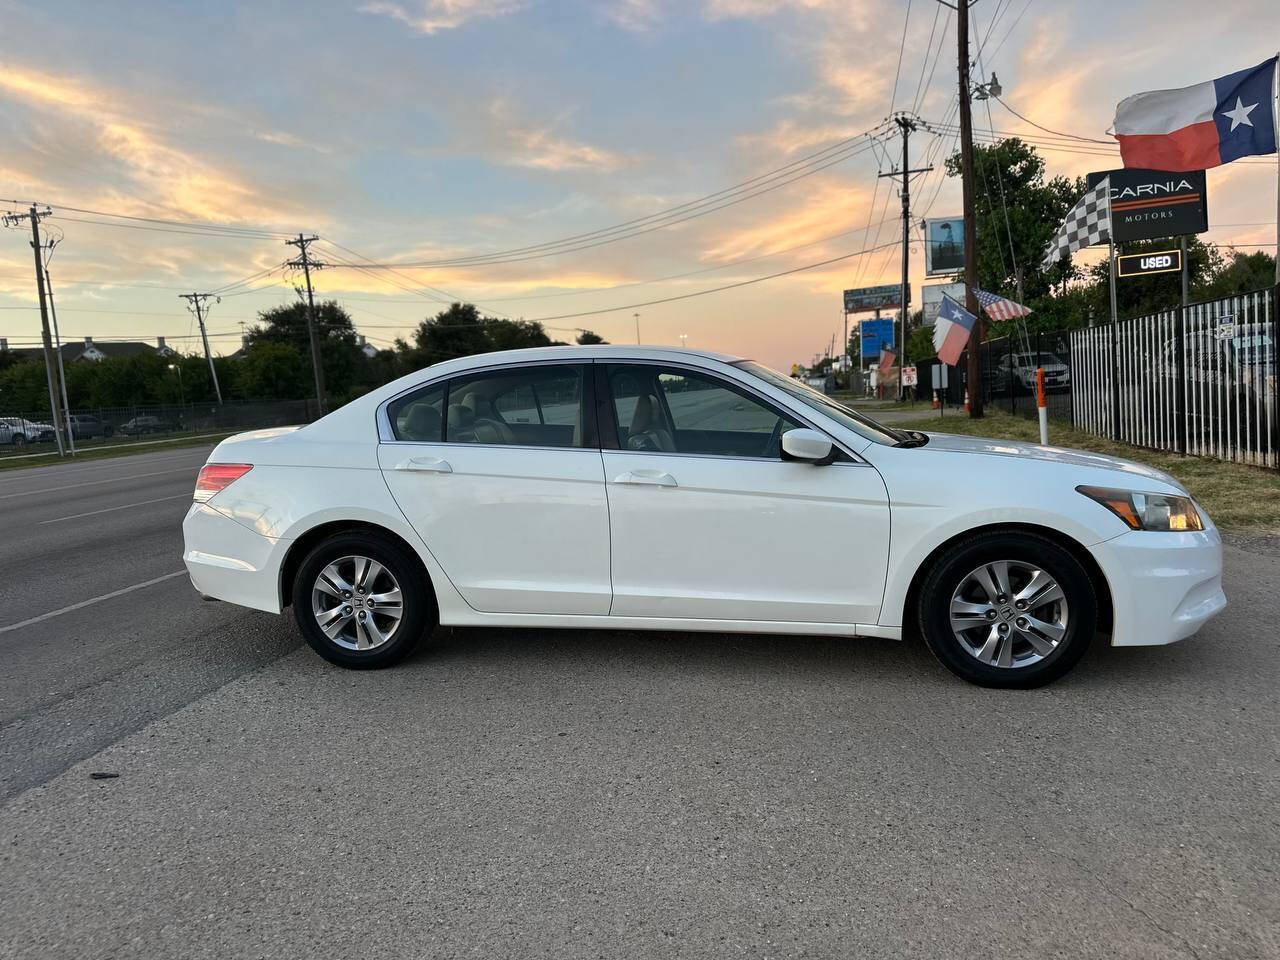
[1,0,1276,370]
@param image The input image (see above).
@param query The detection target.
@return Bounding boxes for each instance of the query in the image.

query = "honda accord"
[183,346,1225,687]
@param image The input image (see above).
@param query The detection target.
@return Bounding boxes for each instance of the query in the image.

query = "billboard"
[922,282,966,323]
[844,284,907,313]
[924,217,965,277]
[1086,168,1208,242]
[860,317,895,359]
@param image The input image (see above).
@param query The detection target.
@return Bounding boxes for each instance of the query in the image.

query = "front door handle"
[612,470,677,487]
[395,456,453,474]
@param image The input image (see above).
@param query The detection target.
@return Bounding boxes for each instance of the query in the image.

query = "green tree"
[944,137,1084,310]
[247,299,364,400]
[576,329,607,344]
[234,341,309,400]
[1201,248,1276,299]
[410,303,556,367]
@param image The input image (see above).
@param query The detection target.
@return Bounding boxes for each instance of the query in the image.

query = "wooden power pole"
[285,234,328,416]
[958,0,984,417]
[180,293,224,405]
[3,205,67,454]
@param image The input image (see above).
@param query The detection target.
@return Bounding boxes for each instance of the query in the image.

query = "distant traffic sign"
[1117,248,1182,278]
[844,284,907,313]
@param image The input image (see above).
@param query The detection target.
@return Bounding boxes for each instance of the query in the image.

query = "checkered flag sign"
[1042,176,1111,268]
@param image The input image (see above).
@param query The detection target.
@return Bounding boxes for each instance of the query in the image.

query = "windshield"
[732,360,905,446]
[1013,353,1065,366]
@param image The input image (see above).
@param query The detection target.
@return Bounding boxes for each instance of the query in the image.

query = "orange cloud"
[0,63,304,226]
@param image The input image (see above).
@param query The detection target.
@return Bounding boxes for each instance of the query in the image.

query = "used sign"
[1117,248,1182,278]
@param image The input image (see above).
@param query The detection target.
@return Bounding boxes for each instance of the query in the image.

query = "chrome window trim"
[375,355,867,465]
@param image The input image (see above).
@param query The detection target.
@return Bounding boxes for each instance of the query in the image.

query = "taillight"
[194,463,252,502]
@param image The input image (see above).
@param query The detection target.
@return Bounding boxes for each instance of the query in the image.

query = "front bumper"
[1089,527,1225,646]
[182,503,287,614]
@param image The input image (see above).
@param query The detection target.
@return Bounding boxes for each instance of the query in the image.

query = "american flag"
[974,288,1032,321]
[878,346,896,377]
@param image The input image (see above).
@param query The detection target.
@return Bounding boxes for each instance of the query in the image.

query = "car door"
[377,361,612,616]
[598,362,890,624]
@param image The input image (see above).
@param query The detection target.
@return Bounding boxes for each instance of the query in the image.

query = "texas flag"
[932,295,977,367]
[1113,57,1277,171]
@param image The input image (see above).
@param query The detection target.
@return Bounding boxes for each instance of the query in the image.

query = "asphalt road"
[1,445,1278,959]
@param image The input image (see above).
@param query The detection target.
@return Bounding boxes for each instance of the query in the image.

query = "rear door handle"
[395,456,453,474]
[612,470,677,487]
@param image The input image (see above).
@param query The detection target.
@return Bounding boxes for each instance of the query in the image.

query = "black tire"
[917,531,1096,689]
[12,434,25,447]
[291,531,435,669]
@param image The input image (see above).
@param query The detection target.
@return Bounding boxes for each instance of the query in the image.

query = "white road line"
[0,467,195,500]
[39,494,192,524]
[0,571,188,636]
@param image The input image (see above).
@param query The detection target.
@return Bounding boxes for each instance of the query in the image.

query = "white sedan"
[183,346,1225,688]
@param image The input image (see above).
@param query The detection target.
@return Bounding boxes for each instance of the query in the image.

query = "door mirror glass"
[780,428,835,464]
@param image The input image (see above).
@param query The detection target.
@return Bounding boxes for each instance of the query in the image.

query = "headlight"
[1076,485,1203,532]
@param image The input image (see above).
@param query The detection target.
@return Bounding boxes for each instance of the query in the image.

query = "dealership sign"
[1086,168,1208,242]
[1116,248,1183,278]
[923,217,965,277]
[844,284,907,312]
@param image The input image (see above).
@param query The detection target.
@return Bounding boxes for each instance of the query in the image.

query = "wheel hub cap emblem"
[1000,607,1014,621]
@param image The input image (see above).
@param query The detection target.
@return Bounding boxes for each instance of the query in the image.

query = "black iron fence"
[1069,287,1277,468]
[964,330,1077,424]
[0,399,319,459]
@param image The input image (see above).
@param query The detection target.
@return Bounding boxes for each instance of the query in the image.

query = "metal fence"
[1070,287,1278,468]
[0,399,319,460]
[966,330,1077,424]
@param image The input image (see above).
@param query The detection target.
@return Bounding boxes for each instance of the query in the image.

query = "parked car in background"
[120,415,175,436]
[66,414,114,440]
[991,352,1071,395]
[0,417,53,445]
[185,344,1225,689]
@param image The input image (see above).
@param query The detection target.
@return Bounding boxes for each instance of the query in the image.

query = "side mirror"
[781,428,836,465]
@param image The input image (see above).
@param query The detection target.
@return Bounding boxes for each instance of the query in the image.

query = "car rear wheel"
[917,531,1096,689]
[291,532,434,669]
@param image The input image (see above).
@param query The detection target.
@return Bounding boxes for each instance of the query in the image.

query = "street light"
[973,73,1001,101]
[168,362,185,407]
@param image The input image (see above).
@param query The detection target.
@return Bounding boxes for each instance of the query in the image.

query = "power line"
[519,238,903,325]
[992,94,1115,145]
[331,123,895,270]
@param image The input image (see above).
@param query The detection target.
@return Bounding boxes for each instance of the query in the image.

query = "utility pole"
[43,265,75,453]
[3,205,66,454]
[879,116,932,400]
[958,0,984,417]
[285,234,328,416]
[633,312,641,345]
[180,293,224,404]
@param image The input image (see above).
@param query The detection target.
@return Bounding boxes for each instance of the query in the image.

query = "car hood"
[920,431,1183,489]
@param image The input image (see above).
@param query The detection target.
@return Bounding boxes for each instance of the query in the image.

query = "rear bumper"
[182,503,286,614]
[1089,527,1225,647]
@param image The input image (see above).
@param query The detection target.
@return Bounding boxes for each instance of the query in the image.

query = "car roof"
[440,344,742,367]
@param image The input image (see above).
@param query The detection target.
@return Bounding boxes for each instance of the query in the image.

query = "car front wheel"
[917,531,1096,689]
[291,532,434,669]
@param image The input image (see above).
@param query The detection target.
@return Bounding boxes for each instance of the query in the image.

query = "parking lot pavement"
[2,450,1278,958]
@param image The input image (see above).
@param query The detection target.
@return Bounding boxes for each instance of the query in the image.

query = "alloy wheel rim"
[311,555,404,652]
[949,560,1069,669]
